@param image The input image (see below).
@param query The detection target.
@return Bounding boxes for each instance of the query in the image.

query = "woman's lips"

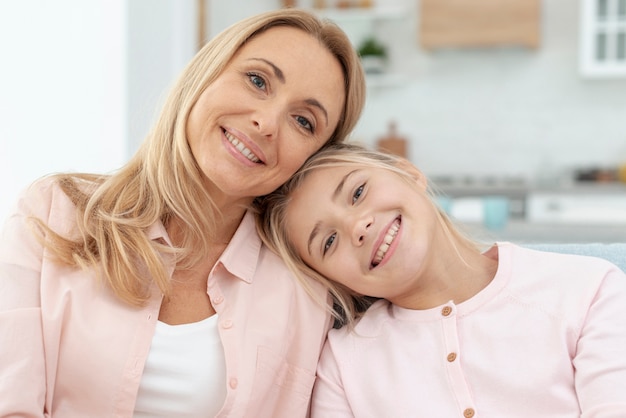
[370,216,401,269]
[223,129,262,163]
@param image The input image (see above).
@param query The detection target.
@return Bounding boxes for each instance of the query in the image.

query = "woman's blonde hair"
[34,9,366,306]
[256,143,479,328]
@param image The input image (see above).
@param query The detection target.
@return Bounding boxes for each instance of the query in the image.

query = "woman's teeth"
[224,131,260,163]
[372,219,400,267]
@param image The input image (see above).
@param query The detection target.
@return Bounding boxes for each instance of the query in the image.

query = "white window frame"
[580,0,626,78]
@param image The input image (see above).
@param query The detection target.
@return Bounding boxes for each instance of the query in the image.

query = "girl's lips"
[370,216,401,269]
[222,128,266,165]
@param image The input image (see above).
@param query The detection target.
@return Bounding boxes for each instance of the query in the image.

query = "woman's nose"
[252,106,280,138]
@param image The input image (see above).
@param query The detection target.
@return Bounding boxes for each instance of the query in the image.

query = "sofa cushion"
[526,243,626,272]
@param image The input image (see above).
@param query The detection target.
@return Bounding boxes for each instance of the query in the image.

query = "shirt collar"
[219,211,261,284]
[144,211,262,284]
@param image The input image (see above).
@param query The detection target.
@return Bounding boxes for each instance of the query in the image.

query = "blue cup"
[435,196,453,215]
[483,196,510,230]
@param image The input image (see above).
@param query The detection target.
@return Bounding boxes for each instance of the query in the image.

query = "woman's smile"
[223,128,263,165]
[186,26,345,202]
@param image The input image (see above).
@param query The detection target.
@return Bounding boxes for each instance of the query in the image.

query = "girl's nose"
[351,214,373,246]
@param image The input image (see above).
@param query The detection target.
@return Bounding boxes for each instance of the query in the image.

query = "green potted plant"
[357,36,388,74]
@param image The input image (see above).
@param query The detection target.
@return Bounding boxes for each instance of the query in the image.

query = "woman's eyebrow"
[249,58,285,82]
[248,58,329,127]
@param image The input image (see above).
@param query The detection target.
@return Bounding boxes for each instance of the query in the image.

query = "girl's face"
[186,26,345,206]
[285,164,443,304]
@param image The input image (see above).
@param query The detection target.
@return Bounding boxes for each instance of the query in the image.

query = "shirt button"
[464,408,475,418]
[229,378,238,389]
[441,306,452,316]
[447,352,457,362]
[221,319,233,329]
[212,295,224,304]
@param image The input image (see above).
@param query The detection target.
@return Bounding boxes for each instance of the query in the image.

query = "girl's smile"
[285,164,440,303]
[370,216,401,270]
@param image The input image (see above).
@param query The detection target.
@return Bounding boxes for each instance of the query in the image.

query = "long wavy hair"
[34,9,366,306]
[256,143,480,328]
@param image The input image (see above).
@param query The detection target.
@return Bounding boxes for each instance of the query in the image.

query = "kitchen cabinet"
[419,0,541,49]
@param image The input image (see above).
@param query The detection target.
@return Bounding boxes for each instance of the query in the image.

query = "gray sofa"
[527,243,626,272]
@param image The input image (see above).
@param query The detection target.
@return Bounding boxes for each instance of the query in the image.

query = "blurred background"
[1,0,625,243]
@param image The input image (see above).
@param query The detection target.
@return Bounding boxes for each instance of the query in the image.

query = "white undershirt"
[134,315,227,417]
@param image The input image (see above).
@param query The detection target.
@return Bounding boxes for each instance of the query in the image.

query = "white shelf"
[315,6,406,22]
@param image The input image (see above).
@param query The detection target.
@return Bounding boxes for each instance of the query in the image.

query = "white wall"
[0,0,196,224]
[0,0,127,223]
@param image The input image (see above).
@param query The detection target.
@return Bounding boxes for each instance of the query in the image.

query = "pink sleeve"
[0,181,51,417]
[310,337,355,418]
[574,265,626,417]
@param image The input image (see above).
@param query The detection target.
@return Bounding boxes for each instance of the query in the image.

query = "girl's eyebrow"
[307,169,359,255]
[248,58,329,127]
[307,221,321,256]
[332,170,358,201]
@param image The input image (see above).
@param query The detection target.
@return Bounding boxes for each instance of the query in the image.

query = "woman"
[257,143,626,417]
[0,9,365,417]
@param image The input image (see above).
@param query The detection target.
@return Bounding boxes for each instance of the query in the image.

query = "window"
[580,0,626,77]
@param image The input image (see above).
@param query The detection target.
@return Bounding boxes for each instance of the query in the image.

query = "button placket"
[440,303,477,418]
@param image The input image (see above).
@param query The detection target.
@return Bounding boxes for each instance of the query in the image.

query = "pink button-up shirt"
[311,243,626,417]
[0,178,331,417]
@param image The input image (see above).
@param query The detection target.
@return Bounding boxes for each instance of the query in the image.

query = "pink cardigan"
[312,242,626,417]
[0,178,330,417]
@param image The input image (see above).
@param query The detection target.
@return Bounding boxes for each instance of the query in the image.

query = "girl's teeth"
[225,131,260,163]
[372,221,399,266]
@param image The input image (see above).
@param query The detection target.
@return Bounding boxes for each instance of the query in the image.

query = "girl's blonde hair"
[256,143,479,328]
[34,9,366,306]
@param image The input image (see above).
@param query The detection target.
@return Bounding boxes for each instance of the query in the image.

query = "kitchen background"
[1,0,625,243]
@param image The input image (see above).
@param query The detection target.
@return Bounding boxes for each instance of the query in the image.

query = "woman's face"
[186,26,346,205]
[285,164,442,305]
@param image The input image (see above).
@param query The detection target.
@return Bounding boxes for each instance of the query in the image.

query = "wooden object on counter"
[419,0,541,49]
[376,121,407,158]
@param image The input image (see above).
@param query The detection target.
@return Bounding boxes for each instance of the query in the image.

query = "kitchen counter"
[459,220,626,244]
[434,180,626,243]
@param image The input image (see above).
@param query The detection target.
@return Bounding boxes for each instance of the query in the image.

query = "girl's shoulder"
[328,299,393,342]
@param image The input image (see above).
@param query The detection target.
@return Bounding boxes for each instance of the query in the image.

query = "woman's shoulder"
[13,174,102,228]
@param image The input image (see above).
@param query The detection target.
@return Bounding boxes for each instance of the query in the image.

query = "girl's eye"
[295,115,314,133]
[323,233,336,255]
[352,184,365,204]
[248,73,266,90]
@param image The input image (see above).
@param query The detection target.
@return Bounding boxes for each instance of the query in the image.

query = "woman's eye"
[248,73,266,90]
[352,184,365,204]
[323,233,336,255]
[295,115,314,133]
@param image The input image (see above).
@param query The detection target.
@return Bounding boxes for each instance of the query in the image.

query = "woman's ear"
[395,158,427,190]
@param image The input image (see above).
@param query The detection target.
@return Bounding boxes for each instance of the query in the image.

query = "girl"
[0,9,365,417]
[257,143,626,418]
